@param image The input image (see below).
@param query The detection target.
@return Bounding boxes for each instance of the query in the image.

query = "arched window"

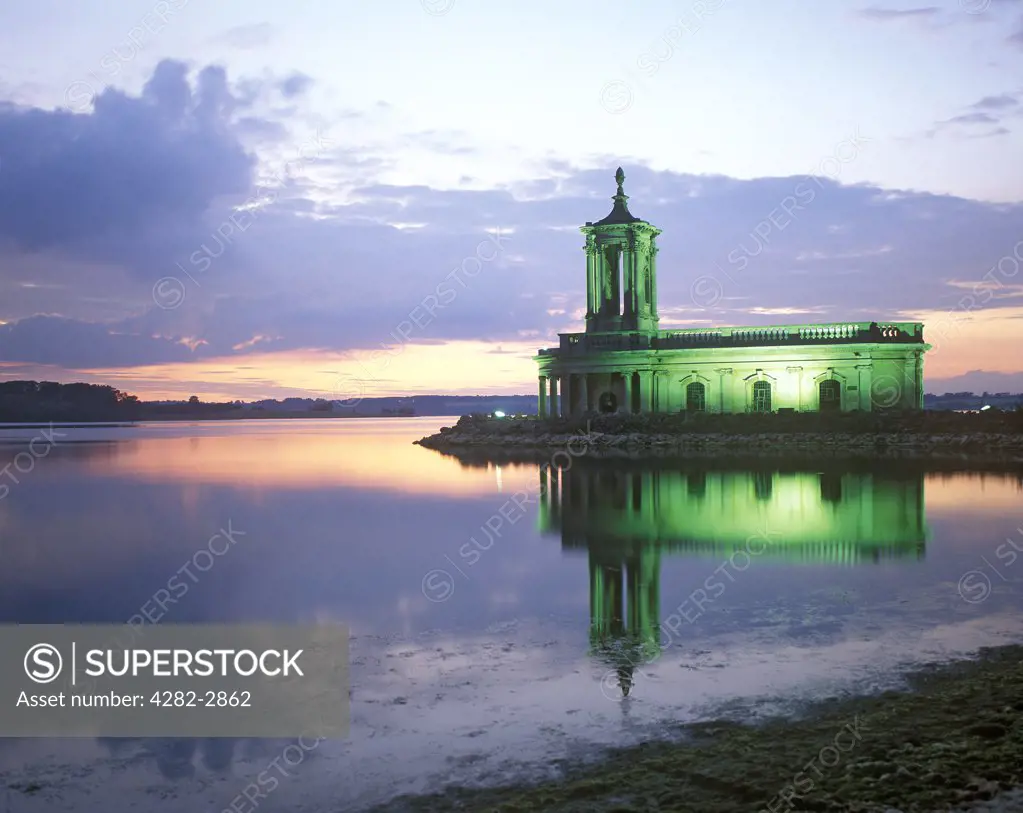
[819,379,841,412]
[751,380,772,413]
[686,381,706,412]
[599,391,618,413]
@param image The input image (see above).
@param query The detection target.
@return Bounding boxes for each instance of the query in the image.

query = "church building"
[534,168,929,417]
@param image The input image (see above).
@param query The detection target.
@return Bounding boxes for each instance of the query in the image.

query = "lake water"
[0,418,1021,812]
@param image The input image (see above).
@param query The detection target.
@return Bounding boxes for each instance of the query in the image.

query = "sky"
[0,0,1022,400]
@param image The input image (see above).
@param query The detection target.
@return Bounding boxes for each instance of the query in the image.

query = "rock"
[965,723,1008,740]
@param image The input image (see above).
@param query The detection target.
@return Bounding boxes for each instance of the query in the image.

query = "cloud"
[964,125,1011,137]
[1011,19,1023,47]
[280,72,314,99]
[857,6,941,20]
[3,163,1022,380]
[945,111,1000,125]
[0,315,195,368]
[925,91,1021,138]
[970,93,1020,110]
[0,59,257,264]
[2,69,1023,395]
[210,23,276,50]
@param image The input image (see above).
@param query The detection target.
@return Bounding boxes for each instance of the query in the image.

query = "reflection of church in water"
[538,464,927,695]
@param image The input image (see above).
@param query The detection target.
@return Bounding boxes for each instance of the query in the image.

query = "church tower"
[581,168,662,334]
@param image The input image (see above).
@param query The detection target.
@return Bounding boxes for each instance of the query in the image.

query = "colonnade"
[538,371,658,418]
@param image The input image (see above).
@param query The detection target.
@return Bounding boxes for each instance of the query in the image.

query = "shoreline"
[415,412,1023,465]
[371,644,1023,812]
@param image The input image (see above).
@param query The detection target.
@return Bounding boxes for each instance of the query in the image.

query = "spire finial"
[589,165,642,226]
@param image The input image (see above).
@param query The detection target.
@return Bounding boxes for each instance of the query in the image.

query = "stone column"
[549,376,559,418]
[638,371,653,413]
[584,236,596,323]
[908,358,917,410]
[915,352,924,409]
[650,243,658,319]
[622,372,633,414]
[629,243,639,318]
[584,247,592,319]
[538,376,548,418]
[856,364,873,411]
[607,247,618,317]
[715,368,733,414]
[578,373,589,415]
[594,240,608,319]
[638,267,646,320]
[786,366,803,411]
[650,244,659,318]
[621,245,633,318]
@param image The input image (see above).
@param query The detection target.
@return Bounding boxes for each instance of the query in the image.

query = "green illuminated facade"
[538,464,928,693]
[534,168,931,417]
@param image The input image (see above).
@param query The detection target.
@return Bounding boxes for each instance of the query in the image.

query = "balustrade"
[537,322,923,358]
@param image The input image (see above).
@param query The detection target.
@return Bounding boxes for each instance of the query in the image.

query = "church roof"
[590,167,644,226]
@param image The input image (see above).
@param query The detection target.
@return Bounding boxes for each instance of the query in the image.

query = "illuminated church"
[534,168,930,417]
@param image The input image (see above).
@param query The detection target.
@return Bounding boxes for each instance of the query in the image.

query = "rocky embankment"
[414,411,1023,464]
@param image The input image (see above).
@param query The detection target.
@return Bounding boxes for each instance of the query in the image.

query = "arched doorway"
[819,379,841,412]
[599,391,618,413]
[686,381,706,412]
[751,380,772,413]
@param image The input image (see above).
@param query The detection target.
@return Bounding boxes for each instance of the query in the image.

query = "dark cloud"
[2,164,1022,376]
[1010,18,1023,46]
[964,125,1011,137]
[970,93,1020,109]
[0,59,256,262]
[857,6,941,20]
[945,111,1000,125]
[211,22,276,50]
[280,72,313,99]
[926,92,1021,138]
[0,315,195,367]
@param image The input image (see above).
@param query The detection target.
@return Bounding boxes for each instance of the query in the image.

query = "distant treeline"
[0,381,241,422]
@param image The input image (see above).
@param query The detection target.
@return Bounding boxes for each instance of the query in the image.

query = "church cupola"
[581,168,661,334]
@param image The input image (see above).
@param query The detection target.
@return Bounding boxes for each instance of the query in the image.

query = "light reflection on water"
[0,418,1021,812]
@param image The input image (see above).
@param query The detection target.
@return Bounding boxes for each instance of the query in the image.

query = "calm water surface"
[0,418,1021,811]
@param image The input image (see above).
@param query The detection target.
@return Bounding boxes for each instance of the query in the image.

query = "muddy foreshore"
[414,411,1023,466]
[372,644,1023,813]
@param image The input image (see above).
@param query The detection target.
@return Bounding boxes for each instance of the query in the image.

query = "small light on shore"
[980,405,991,411]
[494,411,506,418]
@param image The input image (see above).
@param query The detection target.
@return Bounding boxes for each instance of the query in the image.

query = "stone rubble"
[415,413,1023,463]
